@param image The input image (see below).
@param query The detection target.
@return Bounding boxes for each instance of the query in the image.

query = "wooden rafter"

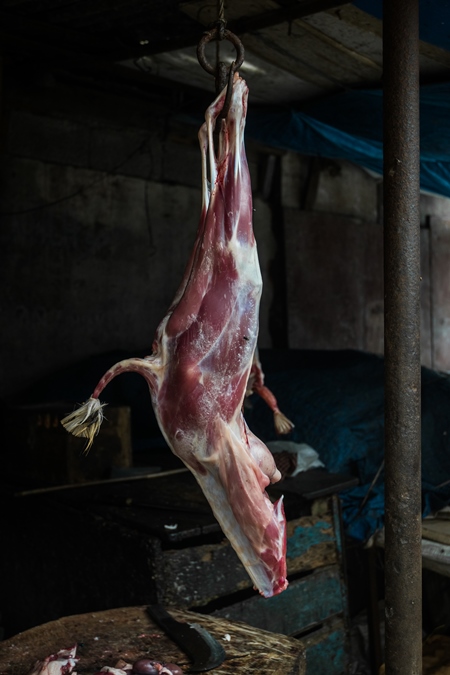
[0,0,350,64]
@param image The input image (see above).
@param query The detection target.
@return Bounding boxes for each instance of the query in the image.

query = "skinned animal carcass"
[62,75,288,598]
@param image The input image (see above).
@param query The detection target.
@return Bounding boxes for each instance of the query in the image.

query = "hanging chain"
[217,0,226,39]
[197,5,244,86]
[197,0,245,118]
[215,0,226,84]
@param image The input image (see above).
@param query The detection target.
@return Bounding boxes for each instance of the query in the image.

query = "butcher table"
[0,606,305,675]
[0,469,354,674]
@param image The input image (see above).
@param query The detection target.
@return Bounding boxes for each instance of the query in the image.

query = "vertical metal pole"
[383,0,422,674]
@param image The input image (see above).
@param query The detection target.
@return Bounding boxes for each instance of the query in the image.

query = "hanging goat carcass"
[62,74,288,598]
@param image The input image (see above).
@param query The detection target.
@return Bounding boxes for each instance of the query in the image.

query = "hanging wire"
[1,136,158,255]
[0,138,151,217]
[216,30,220,69]
[216,0,226,72]
[217,0,226,37]
[218,0,225,23]
[197,0,245,118]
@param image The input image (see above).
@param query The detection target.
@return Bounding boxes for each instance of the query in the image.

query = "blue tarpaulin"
[244,349,450,542]
[181,3,450,198]
[243,0,450,199]
[246,83,450,199]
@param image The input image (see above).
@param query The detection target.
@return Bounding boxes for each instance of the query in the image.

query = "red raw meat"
[247,348,295,435]
[28,646,78,675]
[62,75,288,598]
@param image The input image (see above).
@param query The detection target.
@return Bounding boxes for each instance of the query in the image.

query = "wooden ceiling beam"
[0,0,70,7]
[32,0,167,28]
[1,28,212,106]
[0,0,350,65]
[0,9,113,57]
[131,0,351,59]
[228,0,351,35]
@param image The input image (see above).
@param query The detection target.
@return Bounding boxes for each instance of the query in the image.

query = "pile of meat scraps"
[28,647,182,675]
[28,647,78,675]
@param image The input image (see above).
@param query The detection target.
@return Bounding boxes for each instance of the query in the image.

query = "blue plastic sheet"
[246,83,450,198]
[177,2,450,198]
[244,349,450,542]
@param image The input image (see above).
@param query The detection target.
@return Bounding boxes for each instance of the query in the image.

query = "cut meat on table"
[27,646,78,675]
[26,650,181,675]
[61,74,288,598]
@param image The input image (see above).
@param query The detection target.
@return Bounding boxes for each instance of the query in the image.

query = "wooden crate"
[152,494,349,674]
[4,405,132,486]
[157,511,340,607]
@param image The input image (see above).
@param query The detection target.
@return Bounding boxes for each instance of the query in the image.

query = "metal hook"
[197,26,245,101]
[219,60,237,120]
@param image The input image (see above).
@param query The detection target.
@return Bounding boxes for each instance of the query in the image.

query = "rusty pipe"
[383,0,422,673]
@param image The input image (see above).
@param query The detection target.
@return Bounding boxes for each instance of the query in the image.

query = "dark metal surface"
[197,26,245,105]
[197,29,245,78]
[146,604,226,672]
[273,468,359,500]
[44,472,223,543]
[383,0,422,673]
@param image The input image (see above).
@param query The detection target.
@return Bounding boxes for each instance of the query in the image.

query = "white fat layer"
[28,646,78,675]
[153,411,285,598]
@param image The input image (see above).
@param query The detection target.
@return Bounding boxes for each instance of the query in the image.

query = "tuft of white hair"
[274,410,295,436]
[61,397,106,453]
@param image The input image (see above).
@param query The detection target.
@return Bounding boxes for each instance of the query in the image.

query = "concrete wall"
[0,93,276,398]
[281,152,450,372]
[427,216,450,370]
[3,87,450,400]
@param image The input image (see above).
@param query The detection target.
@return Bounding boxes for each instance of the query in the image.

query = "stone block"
[7,110,90,167]
[420,192,450,225]
[431,216,450,371]
[161,138,202,189]
[0,155,201,397]
[284,209,383,351]
[281,152,310,209]
[88,124,163,181]
[314,159,379,223]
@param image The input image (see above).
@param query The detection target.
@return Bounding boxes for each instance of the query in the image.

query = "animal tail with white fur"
[60,397,106,453]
